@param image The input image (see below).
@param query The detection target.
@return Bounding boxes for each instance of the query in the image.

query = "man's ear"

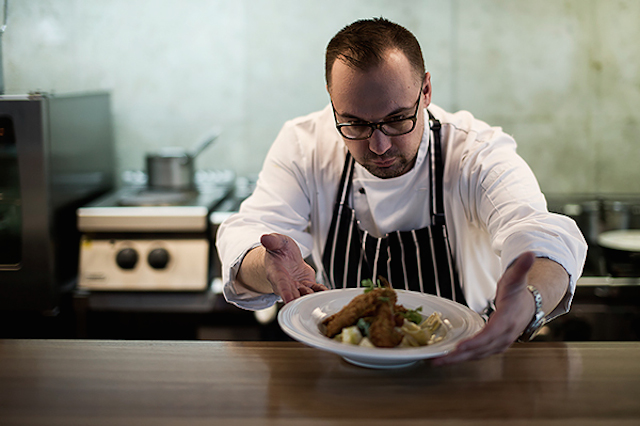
[422,72,432,107]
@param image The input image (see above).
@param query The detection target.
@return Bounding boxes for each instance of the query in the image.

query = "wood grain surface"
[0,340,638,425]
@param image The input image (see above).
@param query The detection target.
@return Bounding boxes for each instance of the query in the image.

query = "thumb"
[497,251,536,298]
[507,251,536,279]
[260,233,289,253]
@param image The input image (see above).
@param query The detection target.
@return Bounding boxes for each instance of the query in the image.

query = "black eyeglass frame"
[331,87,424,140]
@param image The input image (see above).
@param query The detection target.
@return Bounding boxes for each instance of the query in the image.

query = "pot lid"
[598,230,640,251]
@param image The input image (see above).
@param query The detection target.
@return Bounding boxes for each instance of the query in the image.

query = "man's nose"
[368,130,392,155]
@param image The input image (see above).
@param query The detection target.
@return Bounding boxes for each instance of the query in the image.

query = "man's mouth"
[372,157,396,168]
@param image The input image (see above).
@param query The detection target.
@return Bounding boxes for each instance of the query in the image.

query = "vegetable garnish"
[400,306,423,324]
[362,278,382,293]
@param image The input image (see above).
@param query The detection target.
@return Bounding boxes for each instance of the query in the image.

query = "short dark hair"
[325,18,425,89]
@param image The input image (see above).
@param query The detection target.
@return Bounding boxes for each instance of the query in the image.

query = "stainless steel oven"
[0,92,115,312]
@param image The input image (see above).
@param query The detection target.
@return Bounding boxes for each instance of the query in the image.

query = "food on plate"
[321,277,449,348]
[322,284,398,338]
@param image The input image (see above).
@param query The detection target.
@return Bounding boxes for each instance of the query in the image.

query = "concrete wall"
[5,0,640,194]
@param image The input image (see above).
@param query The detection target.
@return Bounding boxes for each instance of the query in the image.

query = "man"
[216,18,587,364]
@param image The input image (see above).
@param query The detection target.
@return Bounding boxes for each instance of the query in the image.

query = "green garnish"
[400,306,423,324]
[362,278,382,293]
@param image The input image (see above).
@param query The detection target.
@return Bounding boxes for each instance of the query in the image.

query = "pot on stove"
[146,130,221,191]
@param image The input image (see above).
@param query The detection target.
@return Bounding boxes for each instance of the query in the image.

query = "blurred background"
[5,0,639,194]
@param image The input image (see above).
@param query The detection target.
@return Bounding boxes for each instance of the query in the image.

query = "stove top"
[89,184,231,208]
[77,183,233,233]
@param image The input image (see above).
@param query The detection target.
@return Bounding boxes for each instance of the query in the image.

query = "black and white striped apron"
[321,114,467,305]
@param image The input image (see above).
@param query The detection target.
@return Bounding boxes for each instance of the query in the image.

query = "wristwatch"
[517,285,546,342]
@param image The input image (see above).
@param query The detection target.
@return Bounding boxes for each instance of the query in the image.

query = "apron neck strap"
[428,110,446,225]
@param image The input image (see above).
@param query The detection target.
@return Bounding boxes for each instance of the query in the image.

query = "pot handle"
[190,128,222,159]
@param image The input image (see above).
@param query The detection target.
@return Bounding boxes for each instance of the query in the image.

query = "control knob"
[148,248,170,269]
[115,248,139,270]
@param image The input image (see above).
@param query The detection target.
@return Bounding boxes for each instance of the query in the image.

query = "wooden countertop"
[0,340,638,425]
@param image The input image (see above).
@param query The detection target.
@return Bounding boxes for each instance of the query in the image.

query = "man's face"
[328,50,431,179]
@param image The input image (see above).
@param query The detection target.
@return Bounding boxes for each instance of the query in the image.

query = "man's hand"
[432,251,538,366]
[237,233,327,303]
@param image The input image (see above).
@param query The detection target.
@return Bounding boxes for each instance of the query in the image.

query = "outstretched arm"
[237,233,328,304]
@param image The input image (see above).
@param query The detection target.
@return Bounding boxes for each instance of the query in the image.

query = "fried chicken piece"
[369,302,404,348]
[323,287,396,337]
[376,277,408,327]
[393,304,407,327]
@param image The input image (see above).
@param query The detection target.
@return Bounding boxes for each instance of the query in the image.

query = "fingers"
[432,320,515,366]
[278,285,300,304]
[277,281,327,304]
[297,286,314,296]
[260,233,327,303]
[308,282,329,292]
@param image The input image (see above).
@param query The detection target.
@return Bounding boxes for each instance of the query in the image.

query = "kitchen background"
[5,0,640,195]
[2,0,639,341]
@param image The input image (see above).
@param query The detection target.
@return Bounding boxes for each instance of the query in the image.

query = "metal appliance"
[542,194,640,341]
[77,170,234,291]
[0,92,115,312]
[208,175,257,290]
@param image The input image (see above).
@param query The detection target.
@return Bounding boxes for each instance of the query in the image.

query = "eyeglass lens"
[339,119,416,139]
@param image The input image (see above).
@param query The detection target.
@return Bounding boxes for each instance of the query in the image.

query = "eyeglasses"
[332,87,423,140]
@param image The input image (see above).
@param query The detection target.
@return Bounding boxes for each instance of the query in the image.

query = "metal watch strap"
[517,285,545,342]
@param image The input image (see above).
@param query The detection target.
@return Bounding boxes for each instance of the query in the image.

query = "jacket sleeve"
[456,121,588,320]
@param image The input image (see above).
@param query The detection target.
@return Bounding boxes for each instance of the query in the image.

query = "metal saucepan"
[598,229,640,277]
[146,129,221,191]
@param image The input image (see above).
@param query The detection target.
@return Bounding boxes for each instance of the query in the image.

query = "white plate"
[277,288,484,369]
[598,229,640,251]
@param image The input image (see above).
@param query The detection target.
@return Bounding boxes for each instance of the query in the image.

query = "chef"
[216,18,587,364]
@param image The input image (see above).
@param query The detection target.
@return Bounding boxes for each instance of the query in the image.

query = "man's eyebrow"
[337,105,414,121]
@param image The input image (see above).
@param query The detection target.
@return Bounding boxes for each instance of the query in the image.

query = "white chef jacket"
[216,103,587,320]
